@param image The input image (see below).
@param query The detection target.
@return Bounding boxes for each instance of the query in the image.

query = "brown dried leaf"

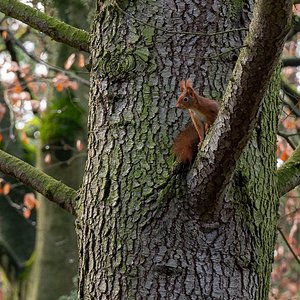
[64,53,76,70]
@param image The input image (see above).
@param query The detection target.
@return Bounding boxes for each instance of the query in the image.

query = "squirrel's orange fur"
[172,80,219,163]
[172,123,199,164]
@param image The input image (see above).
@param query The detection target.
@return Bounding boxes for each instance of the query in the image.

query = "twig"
[3,91,16,140]
[13,38,90,86]
[278,227,300,265]
[0,149,78,215]
[277,132,296,150]
[277,143,300,196]
[180,45,248,61]
[278,132,300,137]
[0,0,89,52]
[280,96,300,117]
[115,2,248,37]
[280,206,300,220]
[43,153,87,172]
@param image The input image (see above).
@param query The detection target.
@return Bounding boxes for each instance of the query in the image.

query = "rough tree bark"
[78,0,290,299]
[0,0,293,299]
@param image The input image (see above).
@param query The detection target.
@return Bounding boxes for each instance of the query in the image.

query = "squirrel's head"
[176,79,196,109]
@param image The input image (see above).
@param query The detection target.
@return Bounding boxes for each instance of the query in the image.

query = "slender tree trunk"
[0,84,35,300]
[25,151,83,300]
[78,0,281,298]
[25,1,89,298]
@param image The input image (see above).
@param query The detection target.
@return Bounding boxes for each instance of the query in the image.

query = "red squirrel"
[172,79,219,163]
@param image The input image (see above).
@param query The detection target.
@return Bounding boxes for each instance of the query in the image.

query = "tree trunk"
[25,1,89,298]
[78,0,280,299]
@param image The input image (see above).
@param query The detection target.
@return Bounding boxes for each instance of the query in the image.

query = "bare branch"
[277,132,297,150]
[188,0,292,208]
[282,57,300,67]
[0,28,34,99]
[0,149,78,215]
[115,2,247,37]
[281,76,300,107]
[13,37,90,86]
[280,96,300,117]
[278,227,300,265]
[277,143,300,196]
[286,15,300,40]
[0,0,89,52]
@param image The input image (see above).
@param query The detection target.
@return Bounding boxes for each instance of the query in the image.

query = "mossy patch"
[40,91,84,146]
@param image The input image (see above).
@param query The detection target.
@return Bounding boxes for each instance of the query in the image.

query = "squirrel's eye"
[183,97,188,102]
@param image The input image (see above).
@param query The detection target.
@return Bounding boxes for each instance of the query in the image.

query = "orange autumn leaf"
[0,134,3,143]
[1,31,7,40]
[64,53,76,70]
[0,104,6,121]
[14,85,23,93]
[76,139,84,152]
[23,207,31,219]
[69,81,79,91]
[77,53,85,68]
[44,153,52,164]
[283,118,296,129]
[280,150,289,161]
[3,183,10,195]
[21,132,28,144]
[55,82,64,92]
[24,193,37,209]
[293,4,300,12]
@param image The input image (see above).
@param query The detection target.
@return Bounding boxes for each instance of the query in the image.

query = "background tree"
[0,1,90,299]
[0,0,298,299]
[24,1,90,299]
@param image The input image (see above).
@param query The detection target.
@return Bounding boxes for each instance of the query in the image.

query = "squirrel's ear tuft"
[179,80,186,92]
[185,79,193,89]
[186,80,193,96]
[186,87,194,97]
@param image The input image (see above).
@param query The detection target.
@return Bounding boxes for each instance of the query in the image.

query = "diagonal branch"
[282,57,300,67]
[0,0,89,52]
[278,227,300,265]
[277,144,300,197]
[281,75,300,107]
[188,0,292,207]
[0,149,78,216]
[0,28,34,98]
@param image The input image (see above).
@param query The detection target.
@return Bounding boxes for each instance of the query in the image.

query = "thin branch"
[277,143,300,196]
[0,0,89,52]
[13,38,90,86]
[282,57,300,67]
[188,0,292,208]
[277,132,297,150]
[0,149,78,215]
[3,91,16,140]
[278,132,300,138]
[286,15,300,40]
[281,76,300,107]
[43,153,87,172]
[280,205,300,220]
[3,28,87,82]
[278,227,300,265]
[184,45,247,61]
[0,25,35,100]
[115,2,248,37]
[280,96,300,117]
